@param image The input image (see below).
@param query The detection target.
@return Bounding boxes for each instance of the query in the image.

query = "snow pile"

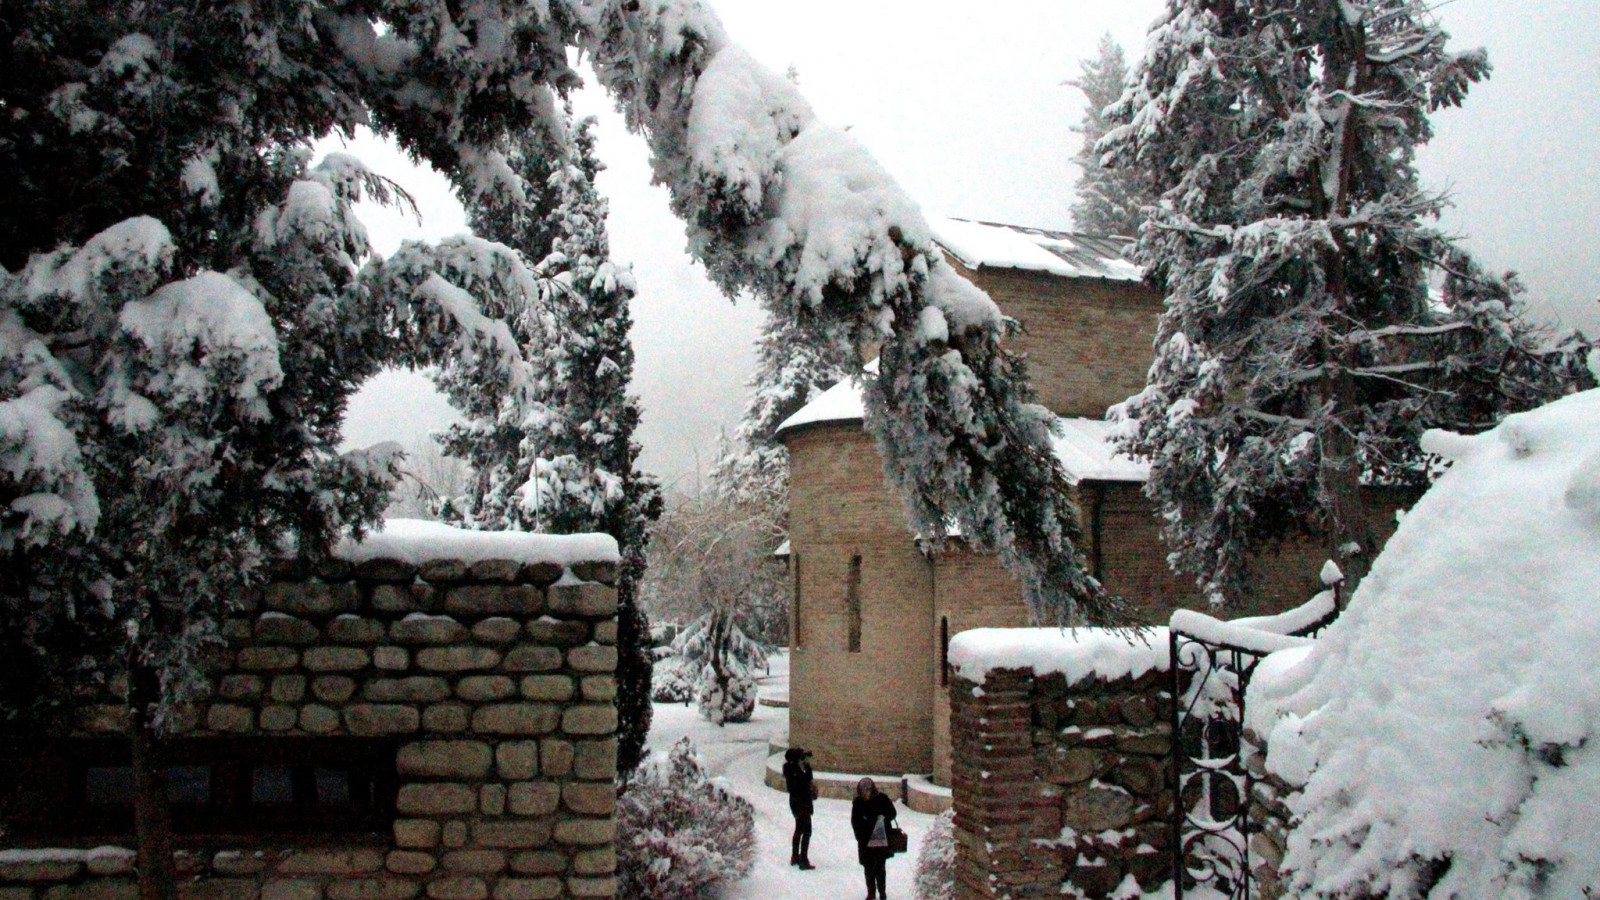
[948,628,1169,685]
[617,737,756,897]
[335,518,618,566]
[914,808,957,900]
[1247,388,1600,898]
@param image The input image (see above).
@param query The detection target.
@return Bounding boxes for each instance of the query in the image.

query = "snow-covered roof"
[1246,387,1600,896]
[930,218,1143,282]
[336,518,619,566]
[776,378,1147,483]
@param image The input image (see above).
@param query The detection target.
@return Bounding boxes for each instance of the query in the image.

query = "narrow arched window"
[940,616,950,686]
[846,554,862,652]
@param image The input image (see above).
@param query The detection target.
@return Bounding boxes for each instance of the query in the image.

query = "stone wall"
[1243,728,1294,900]
[949,645,1177,899]
[0,546,620,900]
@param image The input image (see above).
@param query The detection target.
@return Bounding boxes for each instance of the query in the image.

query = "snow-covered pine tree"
[1104,0,1597,603]
[1068,35,1149,237]
[445,110,664,778]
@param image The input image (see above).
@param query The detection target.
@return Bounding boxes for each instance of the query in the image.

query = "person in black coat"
[850,777,897,899]
[782,747,816,869]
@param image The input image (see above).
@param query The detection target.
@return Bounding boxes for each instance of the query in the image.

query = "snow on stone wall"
[1246,387,1600,898]
[947,627,1170,687]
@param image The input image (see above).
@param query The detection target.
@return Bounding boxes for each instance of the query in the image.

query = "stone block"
[366,677,450,704]
[561,705,616,736]
[423,704,470,733]
[554,818,614,846]
[564,646,616,674]
[303,647,370,672]
[396,783,477,816]
[495,742,539,780]
[345,704,420,736]
[418,559,468,583]
[565,878,616,898]
[423,879,485,900]
[562,783,616,816]
[314,676,358,704]
[86,848,136,877]
[45,882,138,900]
[439,852,506,876]
[547,584,615,618]
[517,562,564,586]
[573,740,617,781]
[372,585,423,614]
[490,880,560,900]
[522,620,588,647]
[571,848,615,877]
[217,674,264,701]
[508,853,566,876]
[261,881,322,900]
[507,782,560,817]
[455,676,516,702]
[300,705,340,733]
[256,614,320,645]
[352,557,415,582]
[473,703,560,736]
[578,677,614,702]
[443,586,541,617]
[467,559,521,583]
[77,704,128,733]
[271,675,308,704]
[385,852,437,876]
[275,851,384,877]
[1061,783,1138,833]
[325,881,419,900]
[0,859,83,882]
[568,561,617,585]
[266,583,360,617]
[394,820,442,849]
[328,615,386,644]
[179,880,259,900]
[591,621,617,645]
[374,647,411,671]
[417,647,501,672]
[237,647,299,672]
[442,821,468,849]
[259,705,298,732]
[206,704,254,733]
[392,616,469,645]
[500,647,562,673]
[1045,747,1100,785]
[1116,730,1171,756]
[540,739,573,778]
[471,618,522,644]
[1109,756,1165,797]
[397,741,493,779]
[314,558,353,580]
[480,783,506,815]
[520,676,575,702]
[471,820,554,849]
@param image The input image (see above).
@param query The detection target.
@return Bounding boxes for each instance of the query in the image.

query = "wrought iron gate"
[1169,590,1343,899]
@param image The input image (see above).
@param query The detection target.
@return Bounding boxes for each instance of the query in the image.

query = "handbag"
[887,825,908,855]
[809,781,819,800]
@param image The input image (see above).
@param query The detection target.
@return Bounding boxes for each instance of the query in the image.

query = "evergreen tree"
[1104,0,1596,603]
[447,111,664,779]
[1068,35,1149,237]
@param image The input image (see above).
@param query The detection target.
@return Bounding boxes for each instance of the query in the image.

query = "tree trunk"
[128,660,178,900]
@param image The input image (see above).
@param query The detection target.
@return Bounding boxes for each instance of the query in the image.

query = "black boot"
[798,858,815,870]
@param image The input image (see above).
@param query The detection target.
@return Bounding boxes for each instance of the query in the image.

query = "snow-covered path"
[645,652,937,899]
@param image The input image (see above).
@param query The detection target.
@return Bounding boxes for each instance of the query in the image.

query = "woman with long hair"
[850,777,898,899]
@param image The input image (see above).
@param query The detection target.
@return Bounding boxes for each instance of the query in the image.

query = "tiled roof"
[930,218,1143,282]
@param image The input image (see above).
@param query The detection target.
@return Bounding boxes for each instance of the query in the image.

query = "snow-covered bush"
[696,659,757,727]
[1249,387,1600,898]
[618,737,756,898]
[650,653,696,704]
[915,809,956,900]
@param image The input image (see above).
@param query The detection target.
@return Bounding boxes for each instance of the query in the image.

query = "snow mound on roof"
[337,518,618,566]
[929,218,1143,282]
[1246,388,1600,898]
[948,627,1169,685]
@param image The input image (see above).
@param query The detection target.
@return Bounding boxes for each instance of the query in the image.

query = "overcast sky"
[339,0,1600,492]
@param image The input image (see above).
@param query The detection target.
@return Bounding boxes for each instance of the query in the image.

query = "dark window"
[0,738,398,844]
[792,552,803,649]
[846,554,862,653]
[940,616,950,687]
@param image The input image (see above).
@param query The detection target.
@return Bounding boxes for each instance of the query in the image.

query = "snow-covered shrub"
[650,653,696,704]
[696,660,757,726]
[914,809,956,900]
[618,737,756,898]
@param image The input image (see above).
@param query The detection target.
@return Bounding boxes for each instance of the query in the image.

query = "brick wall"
[953,261,1162,419]
[0,552,621,900]
[785,425,936,775]
[949,655,1178,899]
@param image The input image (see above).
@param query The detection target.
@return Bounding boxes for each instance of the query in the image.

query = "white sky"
[339,0,1600,490]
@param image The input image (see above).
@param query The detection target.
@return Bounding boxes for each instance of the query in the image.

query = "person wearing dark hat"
[782,747,817,869]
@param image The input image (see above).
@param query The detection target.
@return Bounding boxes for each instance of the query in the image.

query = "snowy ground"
[645,651,938,899]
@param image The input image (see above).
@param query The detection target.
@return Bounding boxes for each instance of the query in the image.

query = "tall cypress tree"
[1104,0,1596,603]
[1068,34,1150,237]
[450,111,663,778]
